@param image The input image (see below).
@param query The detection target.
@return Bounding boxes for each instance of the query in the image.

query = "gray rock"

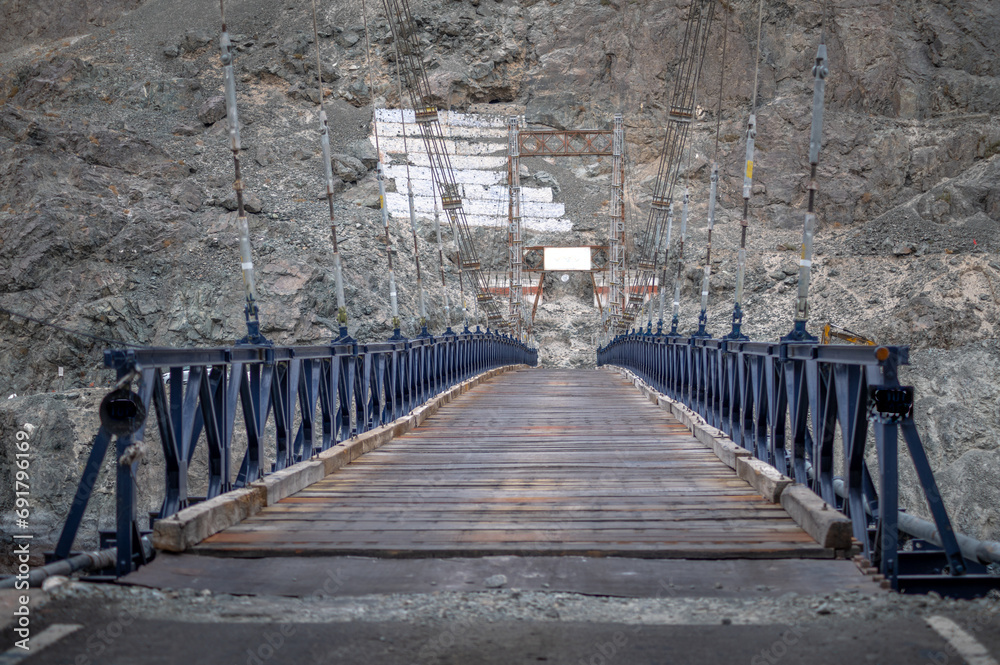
[254,146,276,167]
[171,182,204,212]
[469,60,495,80]
[321,61,341,82]
[222,190,263,214]
[534,170,559,193]
[346,140,378,169]
[197,96,226,125]
[331,153,366,182]
[281,33,310,57]
[893,243,914,256]
[483,574,507,589]
[339,179,381,209]
[172,124,200,136]
[336,31,360,48]
[179,62,200,79]
[347,79,370,102]
[182,29,214,53]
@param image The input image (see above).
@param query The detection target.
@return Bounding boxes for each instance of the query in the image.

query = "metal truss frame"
[54,332,536,576]
[599,335,1000,598]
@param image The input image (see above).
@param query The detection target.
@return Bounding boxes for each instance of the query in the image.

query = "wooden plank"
[194,369,828,559]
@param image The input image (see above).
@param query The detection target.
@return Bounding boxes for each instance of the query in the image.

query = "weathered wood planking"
[196,369,833,558]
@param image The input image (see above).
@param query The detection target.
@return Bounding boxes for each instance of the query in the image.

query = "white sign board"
[543,247,592,272]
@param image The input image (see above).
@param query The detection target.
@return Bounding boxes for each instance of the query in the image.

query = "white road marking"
[0,624,82,664]
[926,615,1000,665]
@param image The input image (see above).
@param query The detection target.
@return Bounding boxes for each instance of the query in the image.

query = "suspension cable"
[751,0,764,113]
[726,0,764,340]
[694,6,729,337]
[310,0,349,339]
[395,75,429,334]
[379,0,508,330]
[447,181,470,327]
[361,0,402,333]
[474,158,509,327]
[431,178,452,331]
[624,0,717,333]
[506,116,526,340]
[361,0,380,160]
[436,109,470,328]
[488,176,507,280]
[664,68,703,337]
[437,107,469,329]
[668,185,690,335]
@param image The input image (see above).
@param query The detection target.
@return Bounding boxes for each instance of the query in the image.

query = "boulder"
[331,153,366,183]
[197,95,226,126]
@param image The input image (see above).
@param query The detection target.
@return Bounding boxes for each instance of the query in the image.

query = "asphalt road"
[3,584,999,665]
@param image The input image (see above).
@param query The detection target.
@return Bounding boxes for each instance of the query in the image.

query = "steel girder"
[55,332,537,576]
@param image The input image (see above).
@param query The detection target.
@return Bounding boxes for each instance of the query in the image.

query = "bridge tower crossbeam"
[510,119,625,332]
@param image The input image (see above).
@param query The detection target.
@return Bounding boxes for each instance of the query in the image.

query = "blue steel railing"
[598,331,995,595]
[55,329,536,575]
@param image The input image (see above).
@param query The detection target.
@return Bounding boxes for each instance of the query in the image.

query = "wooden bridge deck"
[195,368,830,558]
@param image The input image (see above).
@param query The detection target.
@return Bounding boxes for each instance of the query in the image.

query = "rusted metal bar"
[529,271,546,331]
[518,130,614,157]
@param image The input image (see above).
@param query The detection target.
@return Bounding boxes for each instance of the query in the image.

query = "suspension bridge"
[7,1,1000,656]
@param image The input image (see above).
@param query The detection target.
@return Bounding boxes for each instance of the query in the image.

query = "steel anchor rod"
[783,39,828,343]
[310,0,349,339]
[219,0,266,345]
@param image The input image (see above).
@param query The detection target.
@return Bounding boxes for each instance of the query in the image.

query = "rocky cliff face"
[0,0,998,555]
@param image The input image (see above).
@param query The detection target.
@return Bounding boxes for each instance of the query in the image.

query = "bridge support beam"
[507,117,524,340]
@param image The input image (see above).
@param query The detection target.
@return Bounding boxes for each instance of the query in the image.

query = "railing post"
[873,402,899,587]
[114,364,144,575]
[319,357,335,451]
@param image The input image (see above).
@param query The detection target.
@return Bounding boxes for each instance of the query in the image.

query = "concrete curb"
[150,487,266,554]
[609,365,854,552]
[736,457,793,504]
[780,485,854,549]
[153,364,530,552]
